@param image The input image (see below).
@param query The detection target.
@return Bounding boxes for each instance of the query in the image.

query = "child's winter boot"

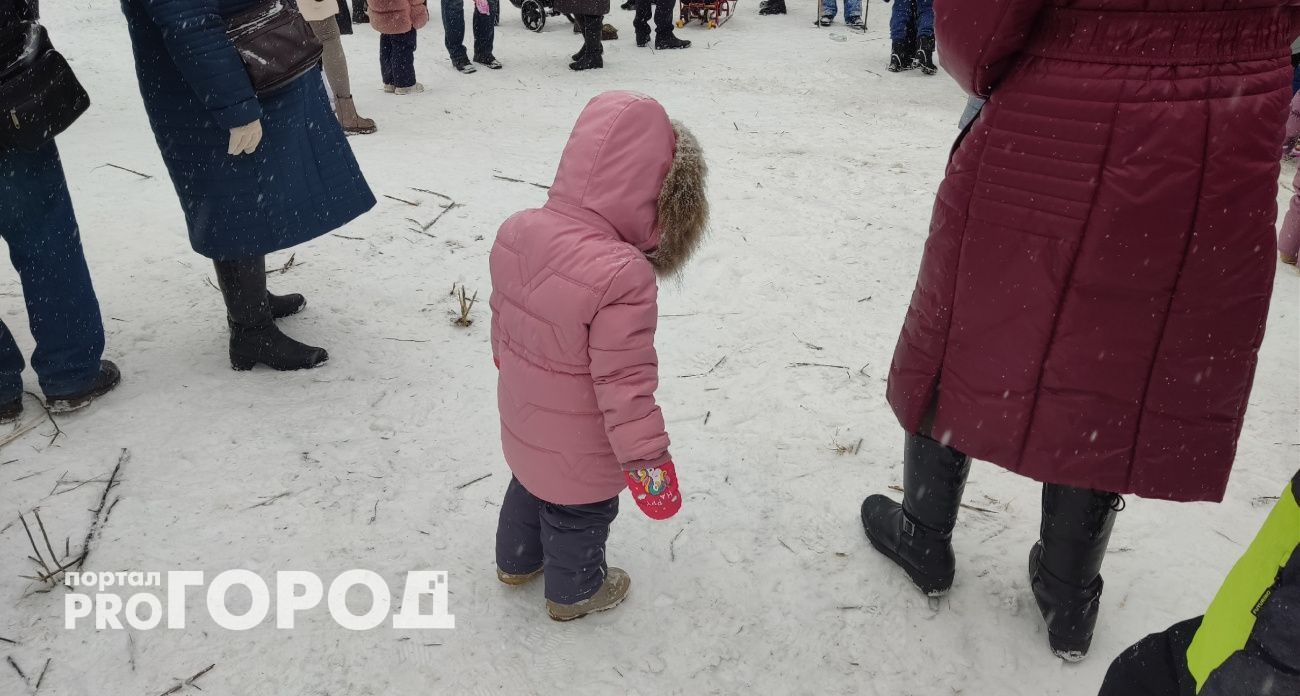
[547,567,631,621]
[888,41,914,72]
[655,32,691,50]
[1030,485,1122,662]
[497,566,543,586]
[861,433,971,596]
[916,35,937,75]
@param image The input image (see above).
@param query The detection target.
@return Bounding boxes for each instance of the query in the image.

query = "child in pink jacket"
[489,91,708,621]
[369,0,429,93]
[1281,89,1300,265]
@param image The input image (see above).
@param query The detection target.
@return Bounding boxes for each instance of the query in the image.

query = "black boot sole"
[862,497,954,597]
[231,350,329,372]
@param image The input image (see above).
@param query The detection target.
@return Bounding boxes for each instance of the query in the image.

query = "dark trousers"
[496,476,618,604]
[1098,617,1201,696]
[633,0,673,40]
[0,142,105,400]
[379,29,418,88]
[442,0,497,61]
[574,14,604,57]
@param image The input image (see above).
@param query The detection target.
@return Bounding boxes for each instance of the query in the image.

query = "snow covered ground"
[1,3,1297,695]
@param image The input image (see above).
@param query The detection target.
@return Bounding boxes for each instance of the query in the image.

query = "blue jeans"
[379,29,418,88]
[442,0,497,61]
[0,142,105,400]
[889,0,933,41]
[820,0,860,20]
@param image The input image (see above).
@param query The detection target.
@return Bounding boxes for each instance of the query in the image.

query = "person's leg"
[844,0,861,22]
[0,322,25,413]
[442,0,469,63]
[861,432,971,596]
[471,0,496,61]
[915,0,933,37]
[1281,176,1300,263]
[309,18,350,98]
[1029,484,1123,661]
[888,0,911,40]
[393,29,418,88]
[212,256,328,371]
[0,143,105,399]
[539,494,619,604]
[379,33,393,86]
[633,0,652,43]
[571,15,604,69]
[820,0,835,20]
[496,477,545,580]
[653,0,673,36]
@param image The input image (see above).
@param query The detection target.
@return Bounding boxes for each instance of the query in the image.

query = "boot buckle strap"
[902,516,917,538]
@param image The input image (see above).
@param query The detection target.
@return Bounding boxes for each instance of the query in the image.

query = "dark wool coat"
[887,0,1298,502]
[120,0,375,260]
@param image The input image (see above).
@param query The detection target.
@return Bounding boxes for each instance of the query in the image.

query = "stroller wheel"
[522,0,546,31]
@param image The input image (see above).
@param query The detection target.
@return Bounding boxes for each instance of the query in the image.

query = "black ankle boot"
[268,291,306,319]
[213,258,328,371]
[916,35,937,75]
[888,40,915,72]
[862,433,971,596]
[655,33,691,49]
[1030,485,1122,662]
[44,360,121,414]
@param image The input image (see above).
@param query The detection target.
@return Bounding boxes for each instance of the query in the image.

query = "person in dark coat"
[557,0,608,70]
[632,0,689,49]
[0,0,120,422]
[119,0,376,371]
[861,0,1298,664]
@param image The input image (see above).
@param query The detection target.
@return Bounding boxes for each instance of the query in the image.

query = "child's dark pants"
[496,476,619,604]
[379,29,418,88]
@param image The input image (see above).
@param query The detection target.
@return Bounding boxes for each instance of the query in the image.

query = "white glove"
[227,120,264,156]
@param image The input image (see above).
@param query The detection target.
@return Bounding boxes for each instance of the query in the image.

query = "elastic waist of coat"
[1022,7,1292,66]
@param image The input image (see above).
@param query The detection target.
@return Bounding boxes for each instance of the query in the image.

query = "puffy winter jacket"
[367,0,427,33]
[489,91,708,505]
[888,0,1299,502]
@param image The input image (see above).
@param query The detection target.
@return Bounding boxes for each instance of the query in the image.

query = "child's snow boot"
[655,33,691,49]
[861,433,971,596]
[547,567,631,621]
[758,0,786,14]
[888,40,914,72]
[916,35,937,75]
[1030,485,1122,662]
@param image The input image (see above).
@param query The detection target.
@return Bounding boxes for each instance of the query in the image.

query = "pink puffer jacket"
[368,0,429,34]
[490,91,708,505]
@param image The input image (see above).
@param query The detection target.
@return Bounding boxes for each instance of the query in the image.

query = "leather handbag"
[226,0,324,97]
[0,22,90,152]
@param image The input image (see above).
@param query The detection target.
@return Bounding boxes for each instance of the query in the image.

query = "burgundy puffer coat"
[887,0,1298,502]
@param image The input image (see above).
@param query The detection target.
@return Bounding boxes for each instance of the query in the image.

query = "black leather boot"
[569,16,604,70]
[861,433,971,596]
[44,360,121,414]
[1029,484,1123,662]
[213,257,328,371]
[916,35,937,75]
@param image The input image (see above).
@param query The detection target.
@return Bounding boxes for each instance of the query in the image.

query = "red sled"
[677,0,736,29]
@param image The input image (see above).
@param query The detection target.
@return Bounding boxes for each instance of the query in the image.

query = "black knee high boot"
[213,257,328,371]
[570,16,604,70]
[1030,484,1122,662]
[861,433,972,596]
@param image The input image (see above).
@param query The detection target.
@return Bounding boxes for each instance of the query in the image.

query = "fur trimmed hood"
[648,121,709,277]
[547,92,708,276]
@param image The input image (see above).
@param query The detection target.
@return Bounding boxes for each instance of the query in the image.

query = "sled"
[676,0,735,29]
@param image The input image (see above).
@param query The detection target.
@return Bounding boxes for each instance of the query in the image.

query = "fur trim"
[648,121,709,277]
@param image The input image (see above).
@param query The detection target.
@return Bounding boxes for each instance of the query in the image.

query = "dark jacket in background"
[555,0,608,17]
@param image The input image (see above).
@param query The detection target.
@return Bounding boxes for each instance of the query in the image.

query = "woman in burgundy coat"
[861,0,1298,661]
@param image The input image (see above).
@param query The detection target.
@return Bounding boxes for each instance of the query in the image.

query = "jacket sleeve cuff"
[619,451,672,472]
[210,97,264,131]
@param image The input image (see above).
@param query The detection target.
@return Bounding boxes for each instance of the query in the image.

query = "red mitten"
[624,462,682,520]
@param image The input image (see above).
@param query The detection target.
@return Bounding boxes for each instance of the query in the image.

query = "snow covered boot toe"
[547,567,631,621]
[0,397,21,424]
[862,433,971,596]
[497,566,543,586]
[1029,485,1122,662]
[818,14,833,25]
[268,292,306,319]
[45,360,122,414]
[474,54,503,69]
